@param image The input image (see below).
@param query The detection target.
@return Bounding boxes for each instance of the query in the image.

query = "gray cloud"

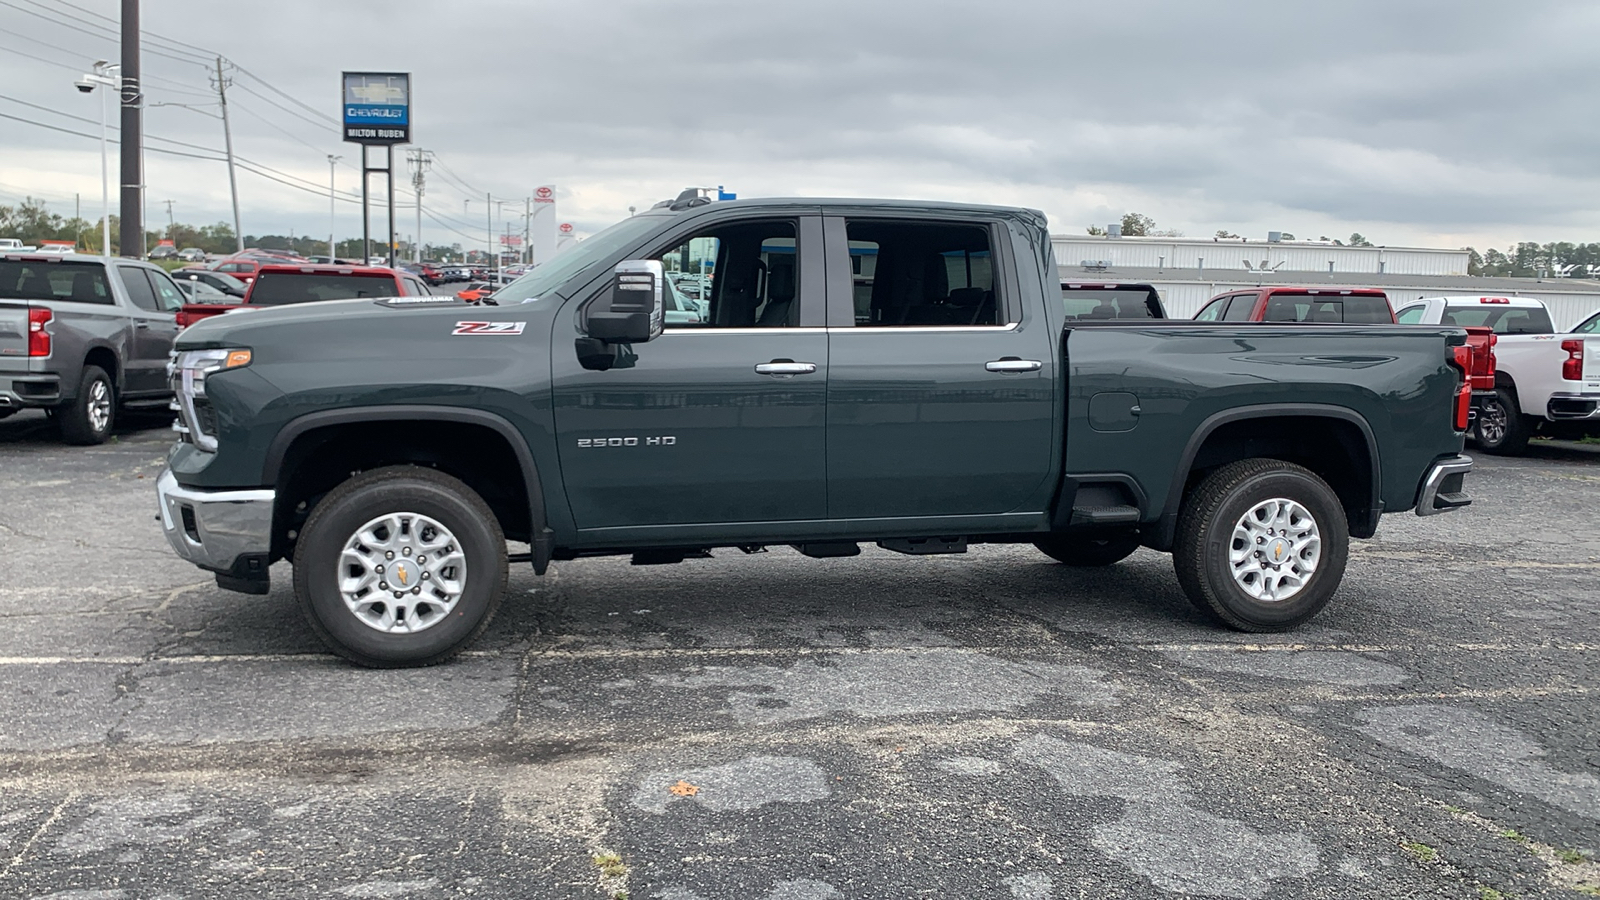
[2,0,1596,248]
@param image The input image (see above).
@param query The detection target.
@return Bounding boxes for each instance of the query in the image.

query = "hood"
[175,296,467,350]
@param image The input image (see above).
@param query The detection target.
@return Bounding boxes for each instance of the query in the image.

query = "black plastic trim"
[263,405,552,574]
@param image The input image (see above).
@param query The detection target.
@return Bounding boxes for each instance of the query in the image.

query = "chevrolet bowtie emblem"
[394,562,409,586]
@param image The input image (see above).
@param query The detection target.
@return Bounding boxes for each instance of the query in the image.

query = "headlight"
[169,348,251,451]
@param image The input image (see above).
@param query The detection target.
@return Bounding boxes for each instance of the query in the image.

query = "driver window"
[651,219,798,328]
[1194,298,1226,321]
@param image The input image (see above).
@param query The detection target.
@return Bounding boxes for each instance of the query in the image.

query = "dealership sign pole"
[341,72,411,267]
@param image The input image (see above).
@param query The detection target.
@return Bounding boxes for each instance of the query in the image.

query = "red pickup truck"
[176,264,436,328]
[1192,285,1497,410]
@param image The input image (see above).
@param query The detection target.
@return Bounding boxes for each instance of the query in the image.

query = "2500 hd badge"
[577,436,677,448]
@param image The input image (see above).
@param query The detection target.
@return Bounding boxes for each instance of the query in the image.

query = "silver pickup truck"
[0,252,186,443]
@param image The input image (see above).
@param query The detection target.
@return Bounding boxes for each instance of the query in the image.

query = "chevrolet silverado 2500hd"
[156,196,1474,667]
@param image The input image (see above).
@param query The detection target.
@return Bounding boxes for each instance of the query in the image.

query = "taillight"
[27,308,51,357]
[1562,339,1584,380]
[1449,344,1472,431]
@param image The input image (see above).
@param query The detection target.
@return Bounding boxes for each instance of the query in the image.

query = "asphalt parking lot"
[0,408,1596,899]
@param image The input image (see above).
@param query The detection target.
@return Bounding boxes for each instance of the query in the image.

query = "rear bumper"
[156,468,275,577]
[1415,454,1473,517]
[1546,393,1600,421]
[0,374,62,408]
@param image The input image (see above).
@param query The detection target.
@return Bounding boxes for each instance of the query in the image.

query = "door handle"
[985,358,1042,373]
[135,321,150,330]
[754,360,818,377]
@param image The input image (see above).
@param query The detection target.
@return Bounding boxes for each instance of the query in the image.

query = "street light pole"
[79,61,119,259]
[327,155,339,260]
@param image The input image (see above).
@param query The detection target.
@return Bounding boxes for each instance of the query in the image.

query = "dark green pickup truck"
[157,196,1474,667]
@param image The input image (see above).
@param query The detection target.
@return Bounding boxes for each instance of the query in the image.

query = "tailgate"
[178,302,242,327]
[0,300,32,367]
[1584,336,1600,386]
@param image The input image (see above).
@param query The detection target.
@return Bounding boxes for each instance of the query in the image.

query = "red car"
[1193,287,1395,324]
[177,264,436,328]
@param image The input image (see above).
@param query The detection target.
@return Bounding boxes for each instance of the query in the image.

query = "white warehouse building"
[1052,233,1600,328]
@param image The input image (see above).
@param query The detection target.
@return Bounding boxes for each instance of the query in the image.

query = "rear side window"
[844,219,999,326]
[1262,294,1392,324]
[1062,288,1160,319]
[1395,306,1425,324]
[0,261,113,305]
[248,273,400,305]
[119,265,160,311]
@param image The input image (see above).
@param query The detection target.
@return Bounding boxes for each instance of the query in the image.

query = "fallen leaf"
[669,780,699,797]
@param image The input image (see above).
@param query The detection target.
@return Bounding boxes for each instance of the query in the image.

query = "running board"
[1069,504,1141,527]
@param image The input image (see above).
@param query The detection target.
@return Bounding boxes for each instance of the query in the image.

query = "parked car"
[209,258,264,283]
[0,251,184,443]
[1060,281,1166,319]
[172,268,248,299]
[176,263,435,328]
[1394,296,1599,453]
[147,245,179,261]
[175,278,232,304]
[177,248,207,262]
[156,197,1474,667]
[1570,309,1600,335]
[0,238,36,253]
[662,275,708,325]
[455,281,498,303]
[1194,287,1394,323]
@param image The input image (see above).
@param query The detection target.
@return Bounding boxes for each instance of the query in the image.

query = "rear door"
[821,214,1057,520]
[116,264,181,395]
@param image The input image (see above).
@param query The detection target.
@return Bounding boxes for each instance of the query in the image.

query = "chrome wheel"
[1477,398,1507,445]
[338,512,467,634]
[1228,497,1320,602]
[87,379,111,434]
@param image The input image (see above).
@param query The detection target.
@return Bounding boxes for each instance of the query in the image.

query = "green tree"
[1348,233,1374,247]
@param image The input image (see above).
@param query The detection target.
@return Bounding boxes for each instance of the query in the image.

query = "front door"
[822,215,1058,520]
[552,213,829,532]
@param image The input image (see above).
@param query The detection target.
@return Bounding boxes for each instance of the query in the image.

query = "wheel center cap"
[1267,538,1292,564]
[393,560,412,587]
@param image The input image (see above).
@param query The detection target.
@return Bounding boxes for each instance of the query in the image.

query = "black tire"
[293,465,507,667]
[1172,458,1349,632]
[1034,532,1141,566]
[58,365,115,445]
[1473,387,1530,456]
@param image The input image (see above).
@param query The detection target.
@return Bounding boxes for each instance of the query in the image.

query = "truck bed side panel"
[1062,324,1465,519]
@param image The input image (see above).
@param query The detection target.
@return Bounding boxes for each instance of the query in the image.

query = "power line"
[229,80,338,135]
[227,61,339,126]
[5,0,210,68]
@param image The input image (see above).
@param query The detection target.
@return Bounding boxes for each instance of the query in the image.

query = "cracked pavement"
[1,408,1598,899]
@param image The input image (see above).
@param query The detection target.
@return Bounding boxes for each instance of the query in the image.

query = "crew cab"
[1194,287,1394,324]
[1395,296,1600,454]
[156,196,1474,668]
[1,252,185,443]
[176,264,431,328]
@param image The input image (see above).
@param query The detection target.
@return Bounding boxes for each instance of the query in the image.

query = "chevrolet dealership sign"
[342,72,411,144]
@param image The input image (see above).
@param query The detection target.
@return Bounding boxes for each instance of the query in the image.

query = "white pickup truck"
[1395,296,1600,454]
[0,238,37,253]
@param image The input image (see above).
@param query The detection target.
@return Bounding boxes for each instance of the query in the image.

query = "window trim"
[628,213,818,330]
[821,214,1015,329]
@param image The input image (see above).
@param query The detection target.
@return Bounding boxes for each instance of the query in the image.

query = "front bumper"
[1415,454,1473,517]
[156,468,275,576]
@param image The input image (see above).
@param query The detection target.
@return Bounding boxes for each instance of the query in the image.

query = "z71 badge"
[452,321,526,335]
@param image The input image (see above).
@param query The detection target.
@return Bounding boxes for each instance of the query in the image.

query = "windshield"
[248,272,399,306]
[490,214,670,304]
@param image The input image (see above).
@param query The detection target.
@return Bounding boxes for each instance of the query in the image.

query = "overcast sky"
[2,0,1597,251]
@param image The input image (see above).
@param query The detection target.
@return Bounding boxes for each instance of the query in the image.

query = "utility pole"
[212,57,243,252]
[406,148,432,263]
[119,0,143,259]
[164,199,174,244]
[523,197,531,265]
[486,191,494,279]
[327,154,339,260]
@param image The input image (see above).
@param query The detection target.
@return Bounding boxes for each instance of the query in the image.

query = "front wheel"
[1172,459,1349,632]
[1473,388,1530,456]
[1034,532,1141,566]
[293,466,508,667]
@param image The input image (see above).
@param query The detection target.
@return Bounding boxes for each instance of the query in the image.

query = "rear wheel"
[293,466,507,668]
[1474,387,1530,455]
[58,365,114,445]
[1173,458,1348,632]
[1034,532,1141,566]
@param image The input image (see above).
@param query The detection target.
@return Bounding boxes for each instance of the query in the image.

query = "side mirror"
[583,260,664,344]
